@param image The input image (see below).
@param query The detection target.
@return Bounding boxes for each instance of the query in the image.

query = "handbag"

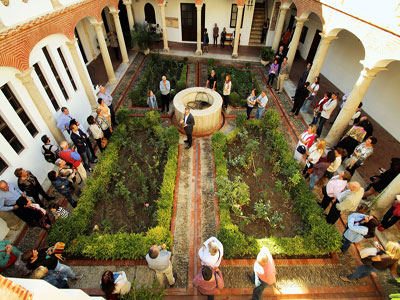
[307,167,314,175]
[296,145,306,154]
[101,137,108,148]
[47,242,65,261]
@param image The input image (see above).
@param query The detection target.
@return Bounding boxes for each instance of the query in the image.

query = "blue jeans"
[301,95,315,113]
[251,273,267,300]
[61,191,77,208]
[309,174,319,190]
[311,112,320,125]
[347,265,380,280]
[255,107,266,120]
[55,261,75,279]
[340,236,352,253]
[80,147,94,169]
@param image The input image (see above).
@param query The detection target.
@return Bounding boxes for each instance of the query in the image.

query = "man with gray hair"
[159,75,171,113]
[145,243,175,286]
[0,180,26,212]
[326,181,364,224]
[198,236,224,267]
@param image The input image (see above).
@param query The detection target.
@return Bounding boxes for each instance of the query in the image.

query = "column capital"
[319,33,338,43]
[236,0,246,6]
[360,66,388,78]
[122,0,132,5]
[295,17,308,24]
[110,10,120,16]
[157,0,166,5]
[280,7,290,12]
[66,38,78,48]
[91,22,104,30]
[15,67,35,84]
[195,4,203,9]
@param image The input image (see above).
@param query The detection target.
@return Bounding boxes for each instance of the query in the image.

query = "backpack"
[42,145,58,164]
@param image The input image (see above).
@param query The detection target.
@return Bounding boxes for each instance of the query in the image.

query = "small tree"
[131,24,158,51]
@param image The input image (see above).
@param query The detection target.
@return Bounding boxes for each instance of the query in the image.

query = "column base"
[122,59,130,64]
[195,49,203,55]
[232,53,238,58]
[107,77,118,84]
[163,47,170,53]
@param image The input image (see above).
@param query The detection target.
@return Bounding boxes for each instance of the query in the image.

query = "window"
[0,157,7,175]
[300,26,308,44]
[0,116,24,154]
[42,47,69,100]
[33,63,60,111]
[0,84,38,137]
[230,4,245,28]
[57,47,77,91]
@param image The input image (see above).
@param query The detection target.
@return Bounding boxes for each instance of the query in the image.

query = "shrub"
[229,92,241,107]
[120,280,165,300]
[116,108,131,125]
[130,89,144,107]
[261,109,280,131]
[176,80,186,93]
[211,131,227,153]
[236,113,247,129]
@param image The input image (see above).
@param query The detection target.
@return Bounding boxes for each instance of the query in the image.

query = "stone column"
[232,5,244,58]
[15,68,65,143]
[111,10,130,64]
[158,2,170,52]
[325,66,387,147]
[195,4,203,55]
[371,174,400,219]
[92,22,117,84]
[306,33,338,83]
[66,38,97,109]
[123,0,135,31]
[286,17,308,72]
[271,7,289,52]
[50,0,63,10]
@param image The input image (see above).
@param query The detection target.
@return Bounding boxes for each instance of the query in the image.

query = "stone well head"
[174,87,223,135]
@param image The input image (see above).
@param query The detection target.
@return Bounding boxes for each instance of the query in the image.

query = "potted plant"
[131,24,158,55]
[260,47,275,66]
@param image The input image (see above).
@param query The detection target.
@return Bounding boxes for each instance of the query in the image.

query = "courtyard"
[4,52,400,299]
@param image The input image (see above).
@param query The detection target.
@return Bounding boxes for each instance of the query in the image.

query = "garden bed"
[226,129,303,238]
[130,53,188,107]
[213,111,342,259]
[48,110,179,260]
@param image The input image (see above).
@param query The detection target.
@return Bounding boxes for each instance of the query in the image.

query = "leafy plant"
[131,23,158,51]
[260,47,275,61]
[120,280,165,300]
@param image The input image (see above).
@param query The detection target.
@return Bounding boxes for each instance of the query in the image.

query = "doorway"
[306,29,321,62]
[145,3,156,24]
[181,3,205,42]
[118,0,132,48]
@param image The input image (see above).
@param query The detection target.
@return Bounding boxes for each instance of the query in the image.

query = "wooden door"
[181,3,196,41]
[307,29,321,63]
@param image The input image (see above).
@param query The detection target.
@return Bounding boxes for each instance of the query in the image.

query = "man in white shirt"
[326,181,364,224]
[98,85,117,127]
[316,91,338,136]
[159,76,171,113]
[198,236,224,267]
[145,244,175,286]
[254,92,269,120]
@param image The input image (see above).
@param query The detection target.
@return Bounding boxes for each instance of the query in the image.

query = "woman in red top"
[294,124,316,163]
[378,195,400,231]
[312,92,331,125]
[193,266,224,300]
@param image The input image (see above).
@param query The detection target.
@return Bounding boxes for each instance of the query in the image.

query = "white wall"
[297,13,322,60]
[320,30,364,95]
[29,34,92,139]
[0,67,56,185]
[132,0,255,45]
[363,61,400,141]
[0,0,53,28]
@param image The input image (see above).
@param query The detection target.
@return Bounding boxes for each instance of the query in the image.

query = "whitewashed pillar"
[111,10,130,64]
[286,17,308,72]
[271,7,289,52]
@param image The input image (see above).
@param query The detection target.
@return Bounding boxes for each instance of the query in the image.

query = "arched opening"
[144,3,156,25]
[118,0,132,48]
[320,29,365,94]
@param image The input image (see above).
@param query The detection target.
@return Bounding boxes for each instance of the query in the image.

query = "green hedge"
[48,110,179,260]
[213,110,342,258]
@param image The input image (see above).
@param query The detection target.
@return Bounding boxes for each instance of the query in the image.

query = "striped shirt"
[52,207,69,219]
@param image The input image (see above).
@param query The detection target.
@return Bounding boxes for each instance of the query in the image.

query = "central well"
[174,87,223,135]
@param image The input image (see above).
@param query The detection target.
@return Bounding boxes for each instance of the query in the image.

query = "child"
[48,203,69,220]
